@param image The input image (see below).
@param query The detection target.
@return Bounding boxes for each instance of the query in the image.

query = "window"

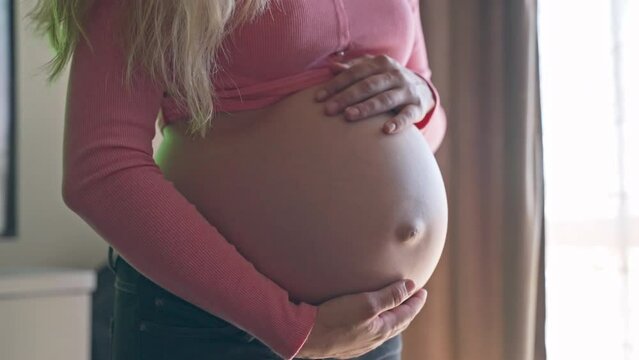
[538,0,639,359]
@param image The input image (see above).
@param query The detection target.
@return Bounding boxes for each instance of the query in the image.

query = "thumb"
[328,61,350,74]
[328,56,372,74]
[362,279,416,318]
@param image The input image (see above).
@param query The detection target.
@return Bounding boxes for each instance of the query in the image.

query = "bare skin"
[155,80,447,357]
[297,279,428,359]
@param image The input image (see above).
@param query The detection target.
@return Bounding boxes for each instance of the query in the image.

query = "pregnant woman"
[29,0,447,359]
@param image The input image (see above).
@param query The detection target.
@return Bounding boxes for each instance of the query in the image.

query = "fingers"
[316,54,392,102]
[325,72,403,117]
[343,87,410,121]
[375,288,427,337]
[315,280,426,359]
[337,289,425,360]
[362,279,416,318]
[382,104,422,134]
[328,61,351,75]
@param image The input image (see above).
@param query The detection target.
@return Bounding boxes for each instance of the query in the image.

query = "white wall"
[0,0,163,269]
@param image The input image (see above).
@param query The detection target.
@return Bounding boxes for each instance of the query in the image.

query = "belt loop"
[107,246,118,274]
[240,331,256,343]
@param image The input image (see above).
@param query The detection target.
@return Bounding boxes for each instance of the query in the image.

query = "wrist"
[285,302,319,360]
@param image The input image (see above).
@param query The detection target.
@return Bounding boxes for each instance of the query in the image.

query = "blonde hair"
[26,0,271,137]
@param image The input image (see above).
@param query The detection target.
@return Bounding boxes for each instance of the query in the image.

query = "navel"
[395,220,425,244]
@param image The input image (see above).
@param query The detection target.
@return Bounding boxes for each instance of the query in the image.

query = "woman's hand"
[315,54,435,135]
[296,279,427,359]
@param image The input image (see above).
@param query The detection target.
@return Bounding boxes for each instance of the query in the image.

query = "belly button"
[396,222,424,243]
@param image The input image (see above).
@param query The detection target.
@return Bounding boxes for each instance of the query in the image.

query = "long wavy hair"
[26,0,272,137]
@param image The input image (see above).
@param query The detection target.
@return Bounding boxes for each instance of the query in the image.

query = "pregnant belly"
[155,81,448,305]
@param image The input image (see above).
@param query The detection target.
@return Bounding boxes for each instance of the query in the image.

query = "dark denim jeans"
[108,246,402,360]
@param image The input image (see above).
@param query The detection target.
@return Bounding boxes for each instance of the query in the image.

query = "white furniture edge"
[0,267,96,299]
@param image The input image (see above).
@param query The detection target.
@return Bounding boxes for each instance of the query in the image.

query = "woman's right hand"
[296,279,427,359]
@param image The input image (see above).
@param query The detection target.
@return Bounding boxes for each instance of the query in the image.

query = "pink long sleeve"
[405,0,447,151]
[60,1,317,358]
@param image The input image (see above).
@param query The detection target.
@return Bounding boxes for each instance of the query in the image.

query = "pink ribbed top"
[61,0,446,359]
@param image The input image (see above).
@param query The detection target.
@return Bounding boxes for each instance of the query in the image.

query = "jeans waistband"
[106,245,258,343]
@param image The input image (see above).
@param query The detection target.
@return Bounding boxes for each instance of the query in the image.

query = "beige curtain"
[401,1,546,360]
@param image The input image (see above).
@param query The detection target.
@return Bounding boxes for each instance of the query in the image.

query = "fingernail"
[419,289,428,301]
[385,122,397,133]
[404,279,415,293]
[346,107,360,119]
[316,89,328,101]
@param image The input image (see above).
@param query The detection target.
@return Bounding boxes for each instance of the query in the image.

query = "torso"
[155,81,448,305]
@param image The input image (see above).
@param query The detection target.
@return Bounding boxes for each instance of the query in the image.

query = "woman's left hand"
[315,54,435,135]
